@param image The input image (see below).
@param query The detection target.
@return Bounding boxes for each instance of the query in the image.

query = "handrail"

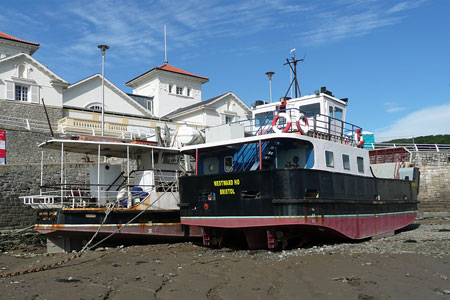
[365,143,450,152]
[218,108,362,145]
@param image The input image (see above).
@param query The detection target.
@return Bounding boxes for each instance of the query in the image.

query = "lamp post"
[265,71,275,103]
[98,44,109,136]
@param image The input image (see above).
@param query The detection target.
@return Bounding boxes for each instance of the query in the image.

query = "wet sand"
[0,218,448,300]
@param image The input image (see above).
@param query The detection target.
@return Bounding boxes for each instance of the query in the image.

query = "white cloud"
[384,102,406,113]
[299,10,400,46]
[374,103,450,141]
[386,0,427,14]
[298,0,426,47]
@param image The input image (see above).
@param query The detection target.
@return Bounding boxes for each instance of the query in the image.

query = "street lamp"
[98,44,109,136]
[265,71,275,103]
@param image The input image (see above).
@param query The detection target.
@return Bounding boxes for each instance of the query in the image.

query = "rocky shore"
[0,217,448,300]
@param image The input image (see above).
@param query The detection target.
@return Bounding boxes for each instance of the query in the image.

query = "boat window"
[325,151,334,168]
[329,106,334,118]
[255,111,274,127]
[162,152,179,164]
[342,154,350,170]
[224,156,233,172]
[357,156,364,173]
[335,107,343,120]
[299,103,320,117]
[204,157,219,175]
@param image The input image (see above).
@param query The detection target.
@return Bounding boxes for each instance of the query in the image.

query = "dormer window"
[18,64,26,78]
[168,84,173,93]
[187,88,191,97]
[176,87,183,95]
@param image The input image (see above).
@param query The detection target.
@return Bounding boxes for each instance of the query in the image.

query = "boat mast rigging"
[284,51,304,98]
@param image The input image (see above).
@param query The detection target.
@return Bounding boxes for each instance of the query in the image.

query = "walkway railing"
[365,143,450,152]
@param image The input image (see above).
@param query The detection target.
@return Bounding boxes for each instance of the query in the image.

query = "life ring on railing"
[354,129,364,148]
[272,113,291,133]
[295,113,309,135]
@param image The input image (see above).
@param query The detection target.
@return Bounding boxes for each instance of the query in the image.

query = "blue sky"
[1,0,449,141]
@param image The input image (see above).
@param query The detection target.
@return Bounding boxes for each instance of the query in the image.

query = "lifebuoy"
[272,113,291,133]
[295,113,309,135]
[354,129,364,148]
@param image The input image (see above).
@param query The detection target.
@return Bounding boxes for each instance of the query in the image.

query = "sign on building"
[0,130,5,165]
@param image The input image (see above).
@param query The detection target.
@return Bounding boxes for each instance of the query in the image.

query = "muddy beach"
[0,217,448,300]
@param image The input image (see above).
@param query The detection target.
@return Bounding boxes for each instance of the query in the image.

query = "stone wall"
[0,98,63,164]
[417,165,450,212]
[0,162,91,230]
[410,151,450,212]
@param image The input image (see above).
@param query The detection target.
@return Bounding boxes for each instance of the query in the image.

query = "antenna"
[164,24,168,64]
[284,49,304,98]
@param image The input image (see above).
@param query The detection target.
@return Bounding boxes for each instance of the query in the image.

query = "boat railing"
[225,108,362,145]
[22,174,180,209]
[365,143,450,152]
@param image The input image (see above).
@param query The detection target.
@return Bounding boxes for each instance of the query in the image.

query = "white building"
[125,64,209,118]
[0,31,251,137]
[0,32,39,58]
[165,91,250,127]
[63,74,152,117]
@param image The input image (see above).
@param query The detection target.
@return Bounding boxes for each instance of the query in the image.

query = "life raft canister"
[272,112,291,133]
[354,128,364,148]
[295,113,309,135]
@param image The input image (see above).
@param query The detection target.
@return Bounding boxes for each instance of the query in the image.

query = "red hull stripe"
[181,211,417,239]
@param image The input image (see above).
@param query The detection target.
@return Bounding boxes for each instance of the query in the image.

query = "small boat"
[21,136,202,252]
[178,90,420,249]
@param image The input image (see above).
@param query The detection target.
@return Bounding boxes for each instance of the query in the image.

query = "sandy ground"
[0,218,448,300]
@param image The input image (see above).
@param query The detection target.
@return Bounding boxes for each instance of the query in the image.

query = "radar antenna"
[284,50,304,98]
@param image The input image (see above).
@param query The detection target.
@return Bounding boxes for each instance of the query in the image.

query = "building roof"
[0,31,40,46]
[0,53,68,84]
[164,91,250,119]
[66,74,153,117]
[126,63,209,85]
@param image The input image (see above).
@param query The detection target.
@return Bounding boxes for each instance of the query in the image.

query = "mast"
[284,52,304,98]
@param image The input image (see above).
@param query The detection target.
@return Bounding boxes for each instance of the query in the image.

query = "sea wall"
[410,151,450,212]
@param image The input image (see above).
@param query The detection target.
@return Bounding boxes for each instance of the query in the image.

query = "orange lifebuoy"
[295,113,309,135]
[204,203,209,210]
[272,113,291,133]
[354,129,364,148]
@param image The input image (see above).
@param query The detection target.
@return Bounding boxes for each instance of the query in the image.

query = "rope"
[0,181,178,278]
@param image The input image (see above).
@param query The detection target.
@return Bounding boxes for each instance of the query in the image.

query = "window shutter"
[221,114,226,124]
[31,85,40,103]
[6,82,14,100]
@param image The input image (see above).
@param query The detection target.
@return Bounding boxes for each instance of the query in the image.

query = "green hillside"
[386,134,450,144]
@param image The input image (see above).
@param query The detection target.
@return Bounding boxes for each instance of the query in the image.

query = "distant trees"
[386,134,450,144]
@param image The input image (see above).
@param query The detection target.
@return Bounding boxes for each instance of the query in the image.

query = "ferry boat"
[21,135,203,252]
[178,88,420,249]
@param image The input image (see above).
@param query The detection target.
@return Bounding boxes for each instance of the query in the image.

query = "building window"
[86,103,102,112]
[357,157,364,173]
[342,154,350,170]
[325,151,334,168]
[146,100,153,112]
[187,88,191,97]
[176,86,183,95]
[168,84,172,93]
[225,115,234,124]
[15,85,28,101]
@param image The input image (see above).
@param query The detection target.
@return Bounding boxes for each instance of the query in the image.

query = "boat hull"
[179,168,419,248]
[35,208,202,252]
